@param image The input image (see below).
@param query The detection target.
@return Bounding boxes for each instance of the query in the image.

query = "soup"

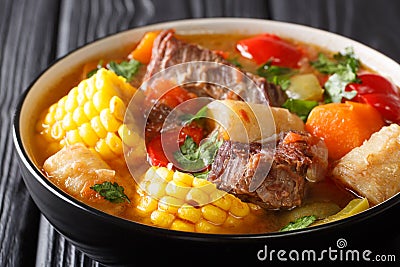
[32,29,400,234]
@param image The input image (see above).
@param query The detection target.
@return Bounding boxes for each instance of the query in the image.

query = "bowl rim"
[12,17,400,240]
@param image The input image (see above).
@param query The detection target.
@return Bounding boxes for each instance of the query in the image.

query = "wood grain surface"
[1,0,399,266]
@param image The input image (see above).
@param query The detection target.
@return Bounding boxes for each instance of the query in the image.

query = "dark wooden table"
[2,0,400,266]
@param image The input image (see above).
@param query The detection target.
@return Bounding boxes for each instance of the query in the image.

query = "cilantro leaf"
[282,99,318,122]
[226,56,243,68]
[311,47,360,74]
[86,60,104,78]
[90,181,130,203]
[174,131,222,172]
[311,47,360,103]
[279,215,317,232]
[107,59,141,82]
[180,105,208,126]
[257,61,297,90]
[324,64,358,103]
[193,169,210,179]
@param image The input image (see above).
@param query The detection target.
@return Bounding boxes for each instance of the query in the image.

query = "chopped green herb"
[179,136,199,158]
[311,47,360,103]
[279,215,317,232]
[107,59,141,82]
[193,169,210,179]
[282,99,318,122]
[90,181,130,203]
[227,56,243,68]
[257,61,297,90]
[174,131,222,172]
[86,60,104,78]
[311,47,360,75]
[324,65,358,103]
[180,105,208,126]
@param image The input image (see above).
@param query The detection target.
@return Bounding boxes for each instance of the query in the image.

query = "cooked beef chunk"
[207,131,328,210]
[143,29,287,107]
[145,103,172,141]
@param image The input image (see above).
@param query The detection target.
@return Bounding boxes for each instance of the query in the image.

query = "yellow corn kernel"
[84,78,97,99]
[57,96,68,109]
[150,210,175,228]
[93,90,112,112]
[223,215,243,229]
[100,108,120,132]
[72,106,89,125]
[155,167,174,182]
[109,96,126,121]
[66,129,84,145]
[48,103,57,114]
[173,171,194,186]
[62,112,77,131]
[229,197,250,218]
[77,93,87,106]
[158,196,184,214]
[50,121,64,141]
[54,105,66,121]
[192,178,217,194]
[78,122,98,147]
[211,193,232,211]
[90,116,107,138]
[137,195,158,215]
[147,182,166,199]
[195,219,221,233]
[95,138,116,160]
[165,181,190,200]
[170,219,195,232]
[201,204,227,225]
[177,204,201,223]
[96,71,120,97]
[105,132,123,155]
[186,187,209,207]
[83,101,98,119]
[65,93,79,112]
[118,124,141,147]
[43,111,55,126]
[143,166,157,181]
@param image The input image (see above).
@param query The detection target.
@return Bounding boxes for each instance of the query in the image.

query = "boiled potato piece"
[286,73,324,101]
[206,100,304,142]
[332,124,400,205]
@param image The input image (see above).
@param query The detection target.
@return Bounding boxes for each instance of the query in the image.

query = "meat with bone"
[143,29,288,107]
[207,131,328,210]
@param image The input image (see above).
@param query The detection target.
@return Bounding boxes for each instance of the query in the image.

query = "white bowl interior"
[18,18,400,169]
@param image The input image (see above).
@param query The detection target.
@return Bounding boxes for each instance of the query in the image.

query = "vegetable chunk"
[43,143,130,215]
[332,124,400,205]
[305,101,385,160]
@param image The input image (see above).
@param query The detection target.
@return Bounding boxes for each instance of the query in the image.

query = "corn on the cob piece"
[136,166,263,234]
[36,68,143,160]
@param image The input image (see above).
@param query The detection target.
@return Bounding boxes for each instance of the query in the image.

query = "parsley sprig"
[311,47,360,103]
[87,59,141,82]
[90,181,131,203]
[257,61,297,90]
[282,99,318,122]
[174,131,222,173]
[179,105,208,126]
[279,215,317,232]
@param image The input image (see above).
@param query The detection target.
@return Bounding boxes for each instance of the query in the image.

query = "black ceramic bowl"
[12,18,400,266]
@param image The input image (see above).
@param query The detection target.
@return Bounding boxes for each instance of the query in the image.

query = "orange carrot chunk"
[305,101,385,160]
[129,31,161,64]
